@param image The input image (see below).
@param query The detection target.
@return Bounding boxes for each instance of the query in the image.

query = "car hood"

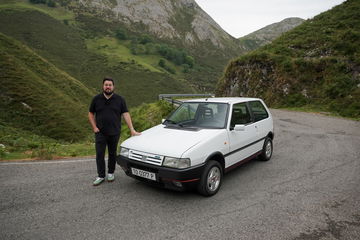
[121,124,223,157]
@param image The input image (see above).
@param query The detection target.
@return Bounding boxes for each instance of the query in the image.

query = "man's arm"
[122,112,141,136]
[88,112,100,133]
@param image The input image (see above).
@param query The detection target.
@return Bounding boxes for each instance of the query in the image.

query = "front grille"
[129,149,164,166]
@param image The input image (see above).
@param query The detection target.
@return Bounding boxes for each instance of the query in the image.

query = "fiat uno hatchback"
[117,97,274,196]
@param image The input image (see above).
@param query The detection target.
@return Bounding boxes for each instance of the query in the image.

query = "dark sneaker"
[93,177,105,186]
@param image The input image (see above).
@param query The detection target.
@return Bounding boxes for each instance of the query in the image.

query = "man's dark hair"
[103,77,114,85]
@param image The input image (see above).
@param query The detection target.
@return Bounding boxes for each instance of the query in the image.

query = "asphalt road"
[1,109,360,240]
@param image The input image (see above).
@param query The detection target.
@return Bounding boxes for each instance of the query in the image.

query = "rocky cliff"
[75,0,237,50]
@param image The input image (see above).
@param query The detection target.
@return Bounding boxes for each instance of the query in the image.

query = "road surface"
[1,109,359,239]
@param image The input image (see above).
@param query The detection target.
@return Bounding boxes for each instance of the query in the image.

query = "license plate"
[131,167,156,181]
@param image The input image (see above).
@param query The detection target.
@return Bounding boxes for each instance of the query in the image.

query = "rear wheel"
[198,160,223,196]
[259,137,273,161]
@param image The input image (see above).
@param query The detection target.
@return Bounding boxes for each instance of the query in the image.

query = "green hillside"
[217,0,360,118]
[0,33,94,141]
[0,100,175,160]
[0,2,195,107]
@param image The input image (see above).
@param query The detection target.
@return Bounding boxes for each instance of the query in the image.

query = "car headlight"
[163,157,190,169]
[119,147,129,157]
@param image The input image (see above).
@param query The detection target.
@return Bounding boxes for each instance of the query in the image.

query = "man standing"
[88,77,140,186]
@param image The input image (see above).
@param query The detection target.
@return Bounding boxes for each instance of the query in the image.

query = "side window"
[230,103,252,128]
[249,101,269,122]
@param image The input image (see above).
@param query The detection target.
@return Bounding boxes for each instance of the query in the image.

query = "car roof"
[184,97,261,104]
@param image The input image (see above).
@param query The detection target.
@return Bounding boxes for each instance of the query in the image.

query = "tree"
[182,64,190,73]
[158,59,166,68]
[185,55,194,68]
[115,28,128,40]
[47,0,56,7]
[139,34,152,44]
[29,0,46,4]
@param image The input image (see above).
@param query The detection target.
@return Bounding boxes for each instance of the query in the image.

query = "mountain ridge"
[74,0,236,49]
[239,17,305,51]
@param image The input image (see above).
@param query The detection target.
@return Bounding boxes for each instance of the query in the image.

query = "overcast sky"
[194,0,346,38]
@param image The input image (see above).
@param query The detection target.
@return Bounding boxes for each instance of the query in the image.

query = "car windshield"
[164,102,229,129]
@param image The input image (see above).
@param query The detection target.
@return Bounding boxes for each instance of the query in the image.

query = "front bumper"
[116,155,205,191]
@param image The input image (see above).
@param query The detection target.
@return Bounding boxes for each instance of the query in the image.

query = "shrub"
[115,28,127,40]
[182,64,190,73]
[0,144,7,159]
[285,93,308,107]
[47,0,56,7]
[31,143,57,160]
[139,34,152,44]
[158,59,165,68]
[29,0,46,4]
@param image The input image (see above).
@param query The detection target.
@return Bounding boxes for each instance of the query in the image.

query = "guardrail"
[159,94,215,105]
[159,93,214,104]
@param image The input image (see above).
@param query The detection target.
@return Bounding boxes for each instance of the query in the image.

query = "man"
[88,77,140,186]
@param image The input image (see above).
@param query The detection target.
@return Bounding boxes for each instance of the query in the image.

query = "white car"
[117,97,274,196]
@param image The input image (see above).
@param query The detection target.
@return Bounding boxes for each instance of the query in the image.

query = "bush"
[285,93,308,107]
[139,34,152,44]
[158,59,166,68]
[29,0,46,4]
[31,143,57,160]
[164,65,176,74]
[47,0,56,7]
[182,64,190,73]
[58,0,70,6]
[0,144,7,159]
[184,56,194,68]
[115,28,128,40]
[130,44,146,55]
[158,59,176,74]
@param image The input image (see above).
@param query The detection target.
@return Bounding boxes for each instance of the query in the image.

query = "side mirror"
[234,124,245,131]
[161,119,166,124]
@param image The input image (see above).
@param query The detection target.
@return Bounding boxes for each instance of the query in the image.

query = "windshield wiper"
[164,119,177,124]
[164,119,184,127]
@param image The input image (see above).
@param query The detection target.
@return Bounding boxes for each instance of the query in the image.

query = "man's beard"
[103,90,113,96]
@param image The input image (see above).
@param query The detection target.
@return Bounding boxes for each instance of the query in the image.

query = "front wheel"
[198,160,223,196]
[259,137,273,161]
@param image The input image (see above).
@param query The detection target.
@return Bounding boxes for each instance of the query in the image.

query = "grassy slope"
[0,33,94,141]
[0,3,195,107]
[217,0,360,119]
[1,100,175,160]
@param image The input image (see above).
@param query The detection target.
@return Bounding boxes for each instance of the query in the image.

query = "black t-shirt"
[89,93,128,135]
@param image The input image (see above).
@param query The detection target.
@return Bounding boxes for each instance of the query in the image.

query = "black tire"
[197,160,223,196]
[259,137,273,161]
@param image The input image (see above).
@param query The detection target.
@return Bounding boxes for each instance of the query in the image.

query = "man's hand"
[88,112,100,134]
[130,129,141,136]
[123,112,141,136]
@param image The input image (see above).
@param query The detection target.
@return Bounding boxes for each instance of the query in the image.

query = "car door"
[225,102,258,168]
[248,100,272,141]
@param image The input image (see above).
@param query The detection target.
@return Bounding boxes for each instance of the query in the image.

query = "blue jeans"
[95,132,120,178]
